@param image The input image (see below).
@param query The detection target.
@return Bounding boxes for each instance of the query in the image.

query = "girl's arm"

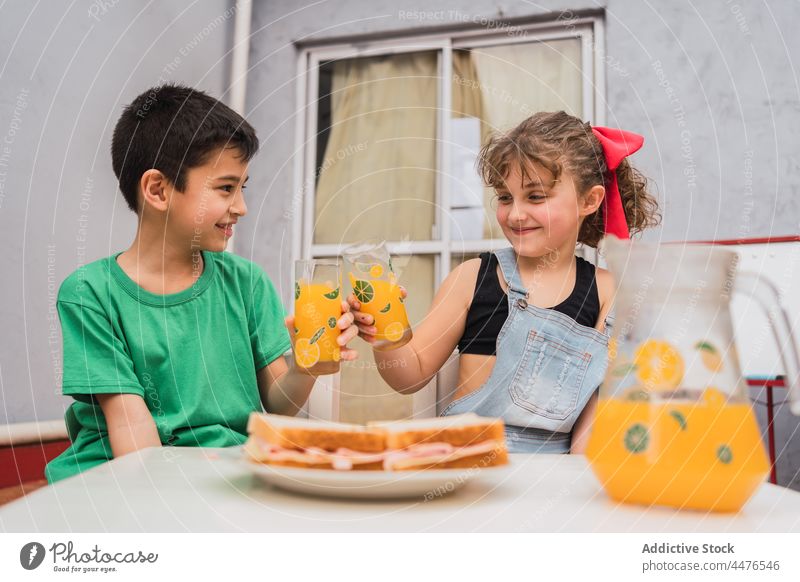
[97,393,161,457]
[571,267,615,454]
[570,392,597,454]
[349,259,480,394]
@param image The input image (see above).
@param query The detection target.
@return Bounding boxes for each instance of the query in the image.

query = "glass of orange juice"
[293,259,342,374]
[343,241,412,351]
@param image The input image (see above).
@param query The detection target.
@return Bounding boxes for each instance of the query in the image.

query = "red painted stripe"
[677,236,800,246]
[746,378,787,388]
[0,440,71,488]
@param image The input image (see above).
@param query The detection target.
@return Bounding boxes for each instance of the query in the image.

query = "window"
[295,17,604,422]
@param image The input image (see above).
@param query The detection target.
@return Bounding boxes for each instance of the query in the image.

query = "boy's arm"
[96,393,161,457]
[255,305,358,416]
[256,356,315,417]
[57,296,158,456]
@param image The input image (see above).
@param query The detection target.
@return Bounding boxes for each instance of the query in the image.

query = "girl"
[348,111,660,454]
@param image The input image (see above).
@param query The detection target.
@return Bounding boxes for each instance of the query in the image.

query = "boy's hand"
[284,300,359,375]
[346,287,408,344]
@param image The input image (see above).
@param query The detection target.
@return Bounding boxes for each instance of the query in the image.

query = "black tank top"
[457,252,601,356]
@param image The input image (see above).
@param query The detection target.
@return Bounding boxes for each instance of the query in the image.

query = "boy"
[45,84,359,483]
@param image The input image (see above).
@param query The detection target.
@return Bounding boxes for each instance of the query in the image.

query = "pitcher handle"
[736,271,800,415]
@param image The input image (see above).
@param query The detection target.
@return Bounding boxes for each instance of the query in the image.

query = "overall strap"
[603,309,616,338]
[493,247,528,300]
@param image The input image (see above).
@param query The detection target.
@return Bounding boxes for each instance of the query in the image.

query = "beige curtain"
[314,52,438,245]
[470,39,582,133]
[452,49,485,123]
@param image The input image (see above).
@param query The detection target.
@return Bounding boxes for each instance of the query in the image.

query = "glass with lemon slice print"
[343,242,412,351]
[294,259,342,375]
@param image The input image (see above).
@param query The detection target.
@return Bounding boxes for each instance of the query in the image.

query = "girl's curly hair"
[477,111,661,247]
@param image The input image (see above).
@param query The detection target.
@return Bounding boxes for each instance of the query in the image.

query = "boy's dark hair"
[111,84,259,213]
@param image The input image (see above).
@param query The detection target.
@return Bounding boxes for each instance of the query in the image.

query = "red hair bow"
[590,126,644,239]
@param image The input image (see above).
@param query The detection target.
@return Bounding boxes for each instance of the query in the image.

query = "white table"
[2,447,799,532]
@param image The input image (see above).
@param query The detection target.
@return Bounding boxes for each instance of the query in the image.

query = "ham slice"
[382,440,501,470]
[245,436,503,471]
[245,439,386,469]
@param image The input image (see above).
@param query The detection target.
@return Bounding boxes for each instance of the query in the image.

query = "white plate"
[246,461,509,499]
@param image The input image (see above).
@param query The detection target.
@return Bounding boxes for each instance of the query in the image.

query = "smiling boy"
[45,84,359,483]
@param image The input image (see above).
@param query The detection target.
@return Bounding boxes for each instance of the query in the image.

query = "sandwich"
[244,412,507,471]
[368,414,507,470]
[244,414,387,470]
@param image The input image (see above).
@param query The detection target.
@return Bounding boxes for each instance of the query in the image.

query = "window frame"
[292,16,606,419]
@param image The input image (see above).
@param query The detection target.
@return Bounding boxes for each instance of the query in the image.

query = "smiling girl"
[349,111,660,453]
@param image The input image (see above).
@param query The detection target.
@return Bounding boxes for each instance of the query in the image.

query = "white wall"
[0,0,235,424]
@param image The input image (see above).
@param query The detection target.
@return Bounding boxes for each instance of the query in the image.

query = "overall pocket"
[509,330,591,420]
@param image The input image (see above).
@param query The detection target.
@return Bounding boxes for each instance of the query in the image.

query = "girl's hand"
[346,287,408,345]
[284,301,360,375]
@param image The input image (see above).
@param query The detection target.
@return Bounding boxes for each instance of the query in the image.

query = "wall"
[2,0,797,488]
[0,0,235,424]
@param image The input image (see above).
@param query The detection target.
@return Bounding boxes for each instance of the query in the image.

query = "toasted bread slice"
[247,413,386,453]
[369,414,505,450]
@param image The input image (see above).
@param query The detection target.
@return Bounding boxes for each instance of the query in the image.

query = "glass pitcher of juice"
[586,237,800,513]
[342,241,412,351]
[294,259,342,375]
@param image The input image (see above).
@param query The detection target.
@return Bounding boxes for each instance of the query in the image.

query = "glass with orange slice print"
[343,242,412,351]
[293,259,342,375]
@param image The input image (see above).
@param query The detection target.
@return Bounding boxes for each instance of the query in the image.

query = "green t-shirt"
[45,251,291,483]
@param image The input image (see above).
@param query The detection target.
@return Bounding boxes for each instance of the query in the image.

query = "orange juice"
[349,271,411,350]
[586,389,770,512]
[294,282,341,374]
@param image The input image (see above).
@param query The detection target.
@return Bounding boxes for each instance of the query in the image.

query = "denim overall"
[441,247,611,453]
